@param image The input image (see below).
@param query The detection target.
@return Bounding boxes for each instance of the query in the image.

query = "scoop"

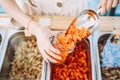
[66,8,102,35]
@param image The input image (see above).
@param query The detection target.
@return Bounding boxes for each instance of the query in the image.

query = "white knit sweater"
[16,0,87,17]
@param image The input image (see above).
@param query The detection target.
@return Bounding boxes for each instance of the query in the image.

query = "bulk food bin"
[94,29,120,80]
[0,29,7,70]
[0,29,6,51]
[46,35,96,80]
[0,30,46,80]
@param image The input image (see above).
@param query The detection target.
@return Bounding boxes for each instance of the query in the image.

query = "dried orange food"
[51,41,89,80]
[54,19,90,63]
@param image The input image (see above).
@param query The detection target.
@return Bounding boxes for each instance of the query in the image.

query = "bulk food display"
[0,15,95,80]
[1,15,120,80]
[98,34,120,80]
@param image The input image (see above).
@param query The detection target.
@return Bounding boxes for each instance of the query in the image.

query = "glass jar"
[50,32,75,63]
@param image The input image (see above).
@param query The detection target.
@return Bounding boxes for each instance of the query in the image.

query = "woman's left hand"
[98,0,120,14]
[28,21,61,63]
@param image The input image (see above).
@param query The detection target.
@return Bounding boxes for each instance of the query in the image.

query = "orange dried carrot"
[55,20,90,63]
[52,41,89,80]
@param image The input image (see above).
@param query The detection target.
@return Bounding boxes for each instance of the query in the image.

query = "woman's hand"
[28,21,61,63]
[98,0,120,14]
[0,0,61,63]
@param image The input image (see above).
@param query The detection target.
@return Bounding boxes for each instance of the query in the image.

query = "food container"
[46,37,96,80]
[98,34,120,80]
[93,30,120,80]
[50,32,76,63]
[0,30,7,68]
[0,34,2,45]
[0,32,46,80]
[0,30,6,47]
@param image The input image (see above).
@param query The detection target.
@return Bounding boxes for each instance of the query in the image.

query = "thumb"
[50,31,59,37]
[98,4,102,9]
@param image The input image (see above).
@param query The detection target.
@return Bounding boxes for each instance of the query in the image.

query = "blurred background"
[0,0,120,16]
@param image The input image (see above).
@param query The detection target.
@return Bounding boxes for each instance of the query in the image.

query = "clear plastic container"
[51,32,75,53]
[74,9,100,34]
[50,32,76,63]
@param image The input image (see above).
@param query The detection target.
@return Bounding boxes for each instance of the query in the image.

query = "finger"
[40,50,49,62]
[98,4,102,9]
[98,0,102,9]
[42,53,49,63]
[44,50,57,63]
[119,0,120,3]
[50,31,57,36]
[37,45,49,62]
[112,0,118,7]
[46,30,56,37]
[101,0,108,14]
[49,43,60,54]
[45,49,61,60]
[107,0,114,11]
[101,8,106,15]
[42,51,49,63]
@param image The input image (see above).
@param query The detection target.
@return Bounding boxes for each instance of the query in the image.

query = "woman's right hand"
[98,0,120,14]
[0,0,61,63]
[28,21,61,63]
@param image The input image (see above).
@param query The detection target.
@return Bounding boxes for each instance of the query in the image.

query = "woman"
[0,0,87,63]
[0,0,119,63]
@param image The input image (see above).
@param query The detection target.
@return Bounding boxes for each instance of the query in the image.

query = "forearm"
[0,0,31,27]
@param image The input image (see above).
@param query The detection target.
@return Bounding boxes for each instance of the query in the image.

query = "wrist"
[24,19,33,36]
[28,20,42,35]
